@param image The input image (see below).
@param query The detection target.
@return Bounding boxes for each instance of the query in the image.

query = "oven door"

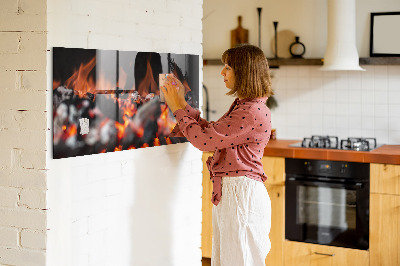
[285,177,369,250]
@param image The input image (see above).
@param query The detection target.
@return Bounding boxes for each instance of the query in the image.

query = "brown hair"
[221,44,273,99]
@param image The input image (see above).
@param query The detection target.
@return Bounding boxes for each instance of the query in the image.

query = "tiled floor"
[202,257,211,266]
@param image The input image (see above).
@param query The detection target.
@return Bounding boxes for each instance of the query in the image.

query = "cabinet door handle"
[313,252,335,256]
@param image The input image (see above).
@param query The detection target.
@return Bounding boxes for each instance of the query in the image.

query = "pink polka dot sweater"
[170,97,271,206]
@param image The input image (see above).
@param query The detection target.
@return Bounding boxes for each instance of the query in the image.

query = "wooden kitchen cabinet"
[370,163,400,195]
[370,163,400,266]
[261,156,285,186]
[264,184,285,266]
[202,152,214,258]
[284,240,369,266]
[370,193,400,266]
[262,156,285,266]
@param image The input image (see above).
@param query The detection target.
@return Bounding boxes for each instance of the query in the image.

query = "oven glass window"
[297,186,357,230]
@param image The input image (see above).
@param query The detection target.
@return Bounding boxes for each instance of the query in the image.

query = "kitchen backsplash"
[203,65,400,144]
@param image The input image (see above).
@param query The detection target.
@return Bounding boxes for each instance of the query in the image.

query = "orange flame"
[136,127,144,138]
[115,116,130,141]
[117,67,128,90]
[141,143,149,148]
[153,137,160,146]
[114,145,122,151]
[137,59,158,97]
[53,80,61,90]
[157,104,177,137]
[96,72,115,92]
[65,57,96,97]
[68,124,77,136]
[63,124,77,140]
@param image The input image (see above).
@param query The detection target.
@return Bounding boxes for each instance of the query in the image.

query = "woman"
[161,44,273,266]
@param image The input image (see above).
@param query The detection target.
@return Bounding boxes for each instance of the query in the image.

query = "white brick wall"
[46,1,203,266]
[0,227,19,247]
[2,0,203,265]
[21,229,47,250]
[0,187,19,208]
[0,0,48,265]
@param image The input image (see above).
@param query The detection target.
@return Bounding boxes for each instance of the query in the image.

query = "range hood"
[320,0,365,71]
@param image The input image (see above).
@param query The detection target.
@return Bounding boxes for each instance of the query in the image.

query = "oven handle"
[286,177,364,189]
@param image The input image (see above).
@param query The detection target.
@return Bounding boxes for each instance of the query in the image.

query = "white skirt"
[212,176,271,266]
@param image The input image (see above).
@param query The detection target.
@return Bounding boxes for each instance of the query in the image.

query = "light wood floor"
[202,257,211,266]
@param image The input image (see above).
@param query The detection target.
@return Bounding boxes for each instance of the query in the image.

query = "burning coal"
[52,47,199,159]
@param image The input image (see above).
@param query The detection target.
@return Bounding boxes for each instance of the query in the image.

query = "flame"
[65,57,96,97]
[157,104,177,136]
[62,125,67,131]
[117,67,128,90]
[128,145,136,150]
[153,137,160,146]
[53,80,61,90]
[136,127,144,138]
[165,137,172,145]
[67,124,77,136]
[62,124,77,141]
[96,72,116,92]
[141,143,149,148]
[137,59,158,97]
[115,116,130,141]
[114,145,122,151]
[118,96,137,118]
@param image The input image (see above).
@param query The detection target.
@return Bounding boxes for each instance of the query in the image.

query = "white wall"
[46,0,203,266]
[204,65,400,144]
[203,0,400,145]
[271,65,400,144]
[203,0,400,58]
[0,0,48,265]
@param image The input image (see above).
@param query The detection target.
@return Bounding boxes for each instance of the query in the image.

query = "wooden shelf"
[203,57,400,67]
[359,57,400,65]
[203,58,323,67]
[268,58,322,67]
[203,59,222,66]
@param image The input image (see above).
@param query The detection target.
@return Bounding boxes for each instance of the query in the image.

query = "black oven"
[285,158,369,250]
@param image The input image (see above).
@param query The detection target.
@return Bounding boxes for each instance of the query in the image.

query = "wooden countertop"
[263,139,400,165]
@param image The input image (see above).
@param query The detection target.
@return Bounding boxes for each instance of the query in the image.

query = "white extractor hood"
[320,0,365,71]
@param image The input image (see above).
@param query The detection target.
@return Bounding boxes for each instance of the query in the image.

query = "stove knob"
[305,161,312,171]
[340,164,347,174]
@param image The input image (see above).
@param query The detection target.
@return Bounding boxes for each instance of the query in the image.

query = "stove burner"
[301,135,339,149]
[340,137,377,151]
[294,136,379,151]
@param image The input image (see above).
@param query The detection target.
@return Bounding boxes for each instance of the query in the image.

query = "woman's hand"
[161,74,187,113]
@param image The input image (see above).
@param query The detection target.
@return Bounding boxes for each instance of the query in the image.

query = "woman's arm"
[169,104,212,137]
[181,104,211,128]
[173,106,257,152]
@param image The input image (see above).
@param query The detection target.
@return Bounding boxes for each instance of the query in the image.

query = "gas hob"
[289,135,383,151]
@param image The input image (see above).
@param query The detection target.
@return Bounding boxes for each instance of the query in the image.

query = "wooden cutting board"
[231,16,249,48]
